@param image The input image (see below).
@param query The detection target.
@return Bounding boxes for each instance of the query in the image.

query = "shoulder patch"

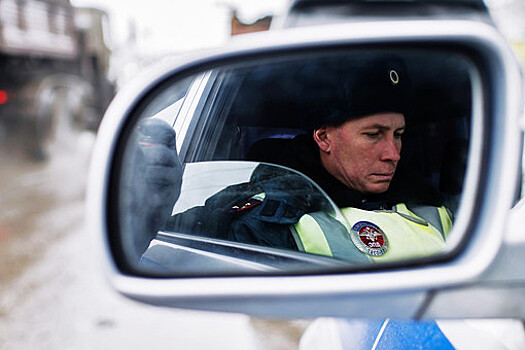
[228,198,263,213]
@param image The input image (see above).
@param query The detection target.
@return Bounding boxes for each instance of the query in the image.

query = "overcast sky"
[71,0,289,54]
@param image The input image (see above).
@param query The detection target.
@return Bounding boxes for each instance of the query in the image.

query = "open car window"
[116,47,477,276]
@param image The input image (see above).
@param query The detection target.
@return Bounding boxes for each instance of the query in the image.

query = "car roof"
[289,0,488,11]
[281,0,492,28]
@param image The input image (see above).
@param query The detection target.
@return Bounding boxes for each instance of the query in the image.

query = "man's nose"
[380,137,401,162]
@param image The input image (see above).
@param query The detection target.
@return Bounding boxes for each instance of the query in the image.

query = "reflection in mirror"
[116,48,476,276]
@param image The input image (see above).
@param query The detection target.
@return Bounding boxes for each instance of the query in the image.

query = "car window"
[116,48,479,275]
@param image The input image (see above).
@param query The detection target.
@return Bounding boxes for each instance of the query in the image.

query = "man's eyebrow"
[365,124,406,131]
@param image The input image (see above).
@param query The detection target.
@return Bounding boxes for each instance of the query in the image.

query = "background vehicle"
[0,0,114,159]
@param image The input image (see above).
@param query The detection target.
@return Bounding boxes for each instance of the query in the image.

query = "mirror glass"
[115,47,477,276]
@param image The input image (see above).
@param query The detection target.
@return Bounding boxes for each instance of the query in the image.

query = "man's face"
[314,113,405,194]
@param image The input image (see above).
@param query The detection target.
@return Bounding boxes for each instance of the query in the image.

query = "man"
[128,57,452,263]
[315,111,405,195]
[277,112,451,262]
[237,57,452,262]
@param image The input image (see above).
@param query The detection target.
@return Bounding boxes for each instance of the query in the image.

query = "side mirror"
[87,19,524,318]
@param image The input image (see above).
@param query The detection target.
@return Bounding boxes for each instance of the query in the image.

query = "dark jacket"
[165,165,331,249]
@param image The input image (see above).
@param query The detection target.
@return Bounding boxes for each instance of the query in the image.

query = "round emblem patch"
[350,221,388,256]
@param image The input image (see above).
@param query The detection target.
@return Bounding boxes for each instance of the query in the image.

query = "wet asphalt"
[0,132,308,349]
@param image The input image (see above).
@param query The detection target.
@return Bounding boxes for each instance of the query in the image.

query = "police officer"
[265,57,453,262]
[130,56,452,263]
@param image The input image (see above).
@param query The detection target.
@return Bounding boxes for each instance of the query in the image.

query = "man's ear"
[313,127,331,154]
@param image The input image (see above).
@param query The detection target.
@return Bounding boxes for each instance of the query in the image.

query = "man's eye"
[365,132,380,138]
[394,132,404,139]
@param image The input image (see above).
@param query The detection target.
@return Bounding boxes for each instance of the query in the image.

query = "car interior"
[116,47,477,274]
[184,48,473,213]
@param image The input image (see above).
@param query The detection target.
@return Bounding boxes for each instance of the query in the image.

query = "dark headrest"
[440,138,469,194]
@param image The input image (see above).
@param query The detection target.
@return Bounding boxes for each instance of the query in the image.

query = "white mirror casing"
[87,19,524,319]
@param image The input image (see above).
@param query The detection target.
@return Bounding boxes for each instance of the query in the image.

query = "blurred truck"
[0,0,114,159]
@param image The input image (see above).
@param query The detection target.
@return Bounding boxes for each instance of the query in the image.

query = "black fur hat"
[298,55,411,129]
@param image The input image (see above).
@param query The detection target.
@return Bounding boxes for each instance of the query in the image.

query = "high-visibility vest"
[291,203,452,262]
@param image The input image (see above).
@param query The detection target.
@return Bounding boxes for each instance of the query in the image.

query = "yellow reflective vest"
[291,203,453,262]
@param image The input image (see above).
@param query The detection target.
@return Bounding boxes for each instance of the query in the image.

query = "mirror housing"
[87,19,524,318]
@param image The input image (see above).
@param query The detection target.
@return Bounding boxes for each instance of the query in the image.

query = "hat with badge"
[298,55,411,129]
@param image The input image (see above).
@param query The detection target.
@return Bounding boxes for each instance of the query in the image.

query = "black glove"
[121,118,183,262]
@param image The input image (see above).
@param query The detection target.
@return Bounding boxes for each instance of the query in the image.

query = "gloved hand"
[121,118,183,262]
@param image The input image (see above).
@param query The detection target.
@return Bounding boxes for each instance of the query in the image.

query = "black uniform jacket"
[164,134,443,250]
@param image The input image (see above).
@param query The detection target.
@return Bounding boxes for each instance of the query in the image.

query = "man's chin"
[365,181,391,194]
